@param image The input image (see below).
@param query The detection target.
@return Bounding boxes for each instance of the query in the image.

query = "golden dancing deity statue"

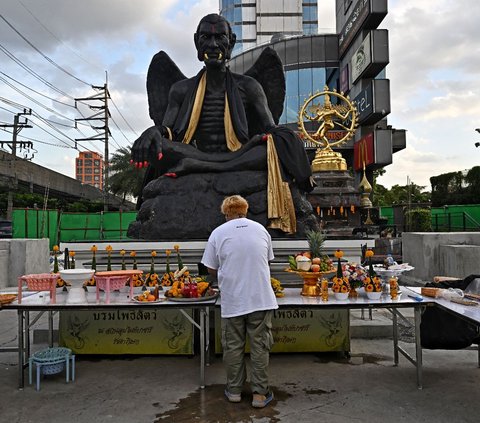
[298,86,358,172]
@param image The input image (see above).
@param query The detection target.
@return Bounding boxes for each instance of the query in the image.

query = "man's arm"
[206,267,218,278]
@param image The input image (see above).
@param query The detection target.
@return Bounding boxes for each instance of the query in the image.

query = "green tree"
[107,146,145,203]
[373,182,430,206]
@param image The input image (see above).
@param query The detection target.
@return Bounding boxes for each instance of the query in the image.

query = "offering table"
[3,288,217,389]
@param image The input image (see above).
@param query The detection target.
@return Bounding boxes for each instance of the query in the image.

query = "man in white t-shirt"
[201,195,278,408]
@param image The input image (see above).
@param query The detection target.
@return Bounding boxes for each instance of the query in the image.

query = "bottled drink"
[320,279,329,302]
[389,277,398,300]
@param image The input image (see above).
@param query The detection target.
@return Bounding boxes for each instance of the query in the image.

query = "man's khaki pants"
[221,310,274,395]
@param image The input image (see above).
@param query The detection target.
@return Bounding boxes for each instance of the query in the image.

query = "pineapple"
[306,230,325,259]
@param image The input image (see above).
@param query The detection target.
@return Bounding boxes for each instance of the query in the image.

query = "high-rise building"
[75,151,103,189]
[223,0,406,228]
[220,0,318,54]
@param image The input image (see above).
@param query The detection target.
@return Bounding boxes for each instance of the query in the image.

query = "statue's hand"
[249,133,269,144]
[131,126,164,168]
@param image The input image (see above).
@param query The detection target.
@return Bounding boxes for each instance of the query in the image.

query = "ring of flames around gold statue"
[298,87,358,149]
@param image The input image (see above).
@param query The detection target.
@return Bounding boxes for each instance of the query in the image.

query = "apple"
[312,257,321,264]
[311,264,321,272]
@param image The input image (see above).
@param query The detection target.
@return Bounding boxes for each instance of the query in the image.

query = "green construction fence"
[12,209,138,249]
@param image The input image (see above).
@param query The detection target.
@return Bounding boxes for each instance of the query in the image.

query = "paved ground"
[1,306,479,423]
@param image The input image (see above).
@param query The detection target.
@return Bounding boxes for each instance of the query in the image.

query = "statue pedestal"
[307,171,362,238]
[128,170,319,240]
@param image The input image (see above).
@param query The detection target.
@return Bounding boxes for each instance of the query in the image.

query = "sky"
[1,0,480,190]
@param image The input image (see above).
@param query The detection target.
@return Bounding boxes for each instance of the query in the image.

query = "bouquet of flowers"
[342,262,367,289]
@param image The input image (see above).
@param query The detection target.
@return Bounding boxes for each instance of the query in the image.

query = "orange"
[147,294,155,301]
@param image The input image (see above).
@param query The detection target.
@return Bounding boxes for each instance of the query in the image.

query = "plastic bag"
[439,288,464,301]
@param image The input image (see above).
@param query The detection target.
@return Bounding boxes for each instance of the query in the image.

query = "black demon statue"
[129,13,318,240]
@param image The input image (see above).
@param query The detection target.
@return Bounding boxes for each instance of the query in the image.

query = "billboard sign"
[339,0,370,57]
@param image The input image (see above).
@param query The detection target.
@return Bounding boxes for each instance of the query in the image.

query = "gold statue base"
[311,147,347,172]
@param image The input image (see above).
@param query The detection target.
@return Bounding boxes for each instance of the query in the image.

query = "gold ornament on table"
[84,245,98,287]
[298,86,358,172]
[144,250,159,288]
[52,245,67,288]
[120,249,126,270]
[130,251,144,287]
[105,245,113,271]
[161,249,175,287]
[69,251,76,269]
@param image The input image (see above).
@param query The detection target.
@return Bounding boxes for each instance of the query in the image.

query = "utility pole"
[0,109,33,156]
[75,76,111,211]
[0,109,32,219]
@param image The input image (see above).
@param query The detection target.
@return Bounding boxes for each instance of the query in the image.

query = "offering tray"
[132,296,166,304]
[285,268,335,297]
[373,264,415,278]
[167,289,219,303]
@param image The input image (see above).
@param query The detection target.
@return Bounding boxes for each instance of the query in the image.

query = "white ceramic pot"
[366,291,382,300]
[334,292,349,301]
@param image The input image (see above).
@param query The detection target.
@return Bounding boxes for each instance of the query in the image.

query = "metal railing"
[432,212,480,232]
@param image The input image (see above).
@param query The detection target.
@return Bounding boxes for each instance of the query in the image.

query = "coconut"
[296,255,311,271]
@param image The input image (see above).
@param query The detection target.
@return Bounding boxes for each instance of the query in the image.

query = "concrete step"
[350,308,414,339]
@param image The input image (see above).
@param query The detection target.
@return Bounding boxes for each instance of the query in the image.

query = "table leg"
[206,307,210,366]
[414,305,423,389]
[72,355,75,381]
[48,311,54,347]
[17,310,24,389]
[392,309,399,366]
[200,308,205,389]
[66,353,70,383]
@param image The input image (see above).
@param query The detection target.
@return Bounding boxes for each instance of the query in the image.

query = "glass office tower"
[220,0,318,54]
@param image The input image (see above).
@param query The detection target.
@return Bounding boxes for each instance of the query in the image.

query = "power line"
[0,42,74,100]
[0,78,79,124]
[0,71,74,108]
[110,96,139,137]
[0,13,92,87]
[18,0,105,73]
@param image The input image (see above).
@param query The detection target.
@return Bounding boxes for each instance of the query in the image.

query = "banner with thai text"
[59,309,194,355]
[215,309,350,353]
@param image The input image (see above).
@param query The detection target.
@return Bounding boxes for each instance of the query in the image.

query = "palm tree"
[107,146,145,203]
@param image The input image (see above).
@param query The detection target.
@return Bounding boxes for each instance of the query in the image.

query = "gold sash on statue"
[266,134,296,234]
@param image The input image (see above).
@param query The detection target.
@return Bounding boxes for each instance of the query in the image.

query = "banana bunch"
[270,277,285,297]
[288,256,297,271]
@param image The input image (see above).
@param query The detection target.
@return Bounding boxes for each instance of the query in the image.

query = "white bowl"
[334,292,349,301]
[59,269,95,285]
[366,291,382,300]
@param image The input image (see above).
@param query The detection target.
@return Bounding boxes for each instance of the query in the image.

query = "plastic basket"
[31,347,71,374]
[95,275,130,291]
[20,273,58,291]
[18,273,58,304]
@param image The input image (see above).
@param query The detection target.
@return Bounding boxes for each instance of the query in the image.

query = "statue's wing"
[147,51,187,126]
[244,47,285,125]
